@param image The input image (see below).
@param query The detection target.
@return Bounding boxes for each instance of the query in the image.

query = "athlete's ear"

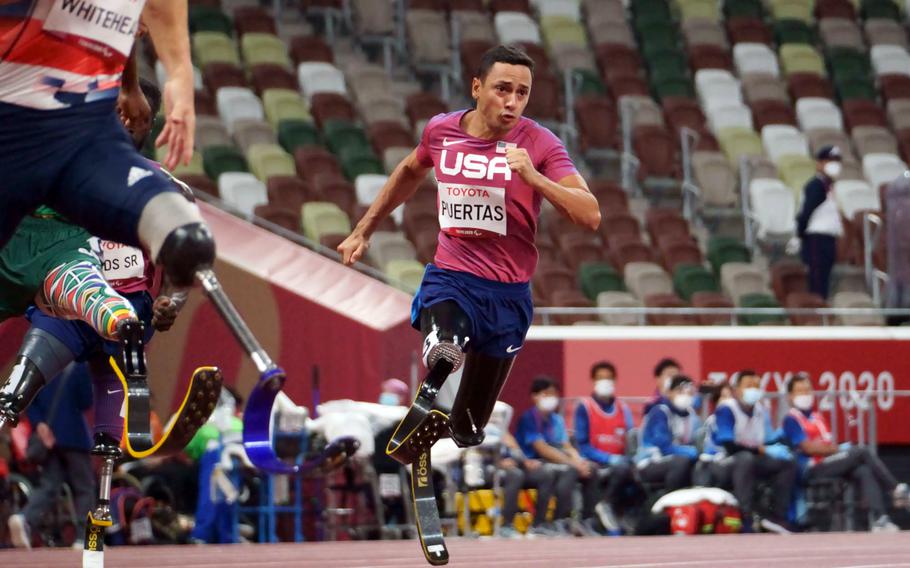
[471,77,481,100]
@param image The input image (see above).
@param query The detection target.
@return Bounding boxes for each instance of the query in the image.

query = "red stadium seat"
[750,99,798,129]
[250,64,298,96]
[310,93,357,129]
[290,35,335,66]
[574,95,619,152]
[842,100,888,132]
[726,18,772,45]
[294,147,343,183]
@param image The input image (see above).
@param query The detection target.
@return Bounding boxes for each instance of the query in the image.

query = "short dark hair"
[734,369,758,386]
[139,76,162,118]
[669,375,694,392]
[590,361,616,379]
[477,44,535,81]
[530,375,558,394]
[654,358,680,378]
[787,373,812,393]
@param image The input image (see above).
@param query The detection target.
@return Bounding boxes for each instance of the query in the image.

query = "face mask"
[662,377,672,392]
[793,394,814,411]
[672,394,693,411]
[379,392,401,406]
[593,379,615,398]
[537,395,559,413]
[742,387,763,406]
[823,161,842,179]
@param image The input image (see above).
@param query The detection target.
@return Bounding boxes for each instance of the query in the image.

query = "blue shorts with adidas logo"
[410,264,533,359]
[0,99,177,249]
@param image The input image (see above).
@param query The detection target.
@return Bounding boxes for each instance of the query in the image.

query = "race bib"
[43,0,145,60]
[99,240,145,281]
[438,182,507,238]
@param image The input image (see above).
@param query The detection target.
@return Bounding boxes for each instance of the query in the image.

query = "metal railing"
[533,305,910,326]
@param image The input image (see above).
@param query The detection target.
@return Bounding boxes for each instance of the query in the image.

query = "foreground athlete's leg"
[447,352,514,448]
[0,328,76,428]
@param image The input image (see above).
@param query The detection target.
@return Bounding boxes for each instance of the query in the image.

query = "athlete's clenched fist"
[505,147,538,183]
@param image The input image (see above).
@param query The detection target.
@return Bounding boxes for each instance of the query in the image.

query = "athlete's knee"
[157,222,216,287]
[420,301,471,372]
[139,192,214,287]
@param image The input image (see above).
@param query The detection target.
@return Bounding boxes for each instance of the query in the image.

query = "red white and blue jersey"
[415,110,578,283]
[0,0,144,109]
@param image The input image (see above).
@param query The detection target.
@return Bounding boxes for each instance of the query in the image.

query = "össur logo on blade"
[438,183,506,238]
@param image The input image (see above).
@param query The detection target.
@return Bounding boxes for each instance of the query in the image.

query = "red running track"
[2,532,909,568]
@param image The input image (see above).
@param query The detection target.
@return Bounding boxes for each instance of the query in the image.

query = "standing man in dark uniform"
[791,146,844,299]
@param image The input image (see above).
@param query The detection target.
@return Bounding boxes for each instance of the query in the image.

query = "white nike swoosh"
[442,138,466,147]
[107,389,122,395]
[506,345,522,354]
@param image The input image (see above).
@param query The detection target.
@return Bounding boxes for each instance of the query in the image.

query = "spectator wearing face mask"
[636,375,701,495]
[379,378,409,406]
[789,145,845,299]
[708,370,797,533]
[573,361,635,534]
[643,358,682,415]
[782,374,909,532]
[516,376,589,536]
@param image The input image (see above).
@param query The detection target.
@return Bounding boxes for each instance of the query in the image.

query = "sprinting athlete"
[0,0,215,299]
[338,44,600,454]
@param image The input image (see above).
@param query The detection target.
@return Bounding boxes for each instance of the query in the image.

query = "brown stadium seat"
[606,71,651,99]
[574,95,619,153]
[523,73,562,122]
[663,96,708,134]
[772,260,810,302]
[537,237,559,264]
[532,264,576,304]
[203,63,247,93]
[312,173,356,216]
[879,74,910,103]
[742,73,790,105]
[318,233,349,251]
[254,203,301,233]
[599,212,642,244]
[682,18,729,50]
[289,35,334,66]
[659,239,704,272]
[815,0,856,19]
[403,202,439,242]
[546,209,591,242]
[517,42,552,76]
[750,99,798,129]
[645,293,698,325]
[351,204,397,232]
[450,0,485,11]
[726,18,772,45]
[234,7,278,36]
[178,174,219,197]
[368,121,414,156]
[195,89,216,116]
[605,232,645,254]
[310,93,356,129]
[266,175,311,210]
[557,232,608,272]
[691,291,735,325]
[460,40,496,90]
[294,147,343,183]
[406,93,449,128]
[788,73,834,100]
[589,180,629,213]
[842,100,888,132]
[633,125,679,180]
[490,0,531,14]
[595,45,643,80]
[646,208,691,243]
[688,45,734,73]
[548,289,596,325]
[250,64,298,96]
[786,292,828,326]
[610,240,657,271]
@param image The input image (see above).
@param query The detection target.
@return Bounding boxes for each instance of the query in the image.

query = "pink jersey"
[416,110,578,283]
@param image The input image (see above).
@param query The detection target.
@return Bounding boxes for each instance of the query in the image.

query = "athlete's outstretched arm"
[505,148,601,231]
[337,149,431,265]
[144,0,195,170]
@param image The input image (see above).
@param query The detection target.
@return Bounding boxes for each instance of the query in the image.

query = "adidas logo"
[127,167,153,187]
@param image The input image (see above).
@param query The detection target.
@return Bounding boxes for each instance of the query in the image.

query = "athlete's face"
[472,62,532,132]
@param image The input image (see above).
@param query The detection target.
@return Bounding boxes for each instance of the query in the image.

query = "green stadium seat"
[192,32,240,69]
[678,0,720,22]
[768,0,814,23]
[189,5,233,36]
[322,120,371,155]
[708,236,752,274]
[835,75,878,102]
[717,127,763,168]
[826,48,872,81]
[673,264,719,301]
[722,0,764,19]
[739,292,786,325]
[241,33,292,69]
[247,143,296,181]
[339,146,384,180]
[780,45,827,77]
[385,259,426,293]
[774,19,814,45]
[579,263,625,301]
[860,0,902,21]
[540,17,588,49]
[156,147,205,177]
[653,76,696,101]
[569,69,607,96]
[301,202,351,242]
[202,145,249,179]
[262,88,311,128]
[277,119,321,153]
